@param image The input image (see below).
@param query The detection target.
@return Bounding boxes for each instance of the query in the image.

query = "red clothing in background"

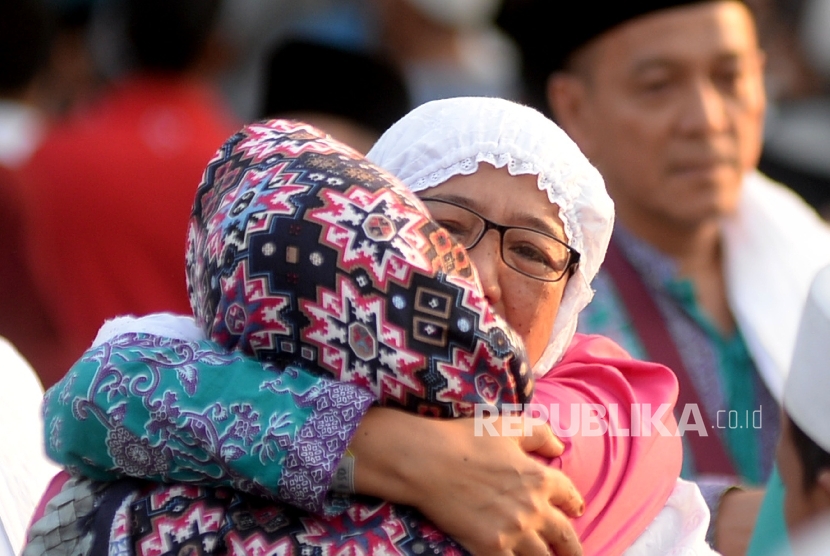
[19,75,237,388]
[0,166,59,387]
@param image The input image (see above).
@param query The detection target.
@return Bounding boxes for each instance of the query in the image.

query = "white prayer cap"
[367,96,614,375]
[784,263,830,452]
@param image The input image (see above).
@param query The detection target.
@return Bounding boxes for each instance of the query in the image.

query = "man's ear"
[546,72,594,154]
[815,468,830,501]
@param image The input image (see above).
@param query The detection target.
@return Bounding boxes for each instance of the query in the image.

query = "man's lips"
[668,156,737,176]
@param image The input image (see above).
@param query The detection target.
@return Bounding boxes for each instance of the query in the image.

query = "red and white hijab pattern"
[187,119,533,414]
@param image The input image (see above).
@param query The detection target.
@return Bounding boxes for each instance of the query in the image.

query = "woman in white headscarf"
[367,97,711,555]
[37,99,709,555]
[367,97,610,373]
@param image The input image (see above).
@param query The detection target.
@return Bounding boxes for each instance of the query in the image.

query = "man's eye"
[641,79,671,94]
[633,69,676,96]
[713,69,741,91]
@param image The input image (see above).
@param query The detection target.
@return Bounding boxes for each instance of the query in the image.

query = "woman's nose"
[468,231,503,306]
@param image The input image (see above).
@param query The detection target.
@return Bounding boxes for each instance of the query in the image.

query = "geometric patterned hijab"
[186,119,533,413]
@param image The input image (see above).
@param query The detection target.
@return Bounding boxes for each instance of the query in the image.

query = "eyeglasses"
[422,198,580,282]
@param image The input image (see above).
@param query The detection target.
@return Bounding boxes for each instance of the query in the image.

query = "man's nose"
[679,77,730,135]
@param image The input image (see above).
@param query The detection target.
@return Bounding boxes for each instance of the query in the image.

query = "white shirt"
[0,337,60,555]
[623,479,720,556]
[723,171,830,401]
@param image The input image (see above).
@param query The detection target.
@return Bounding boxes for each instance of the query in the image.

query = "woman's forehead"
[423,164,567,237]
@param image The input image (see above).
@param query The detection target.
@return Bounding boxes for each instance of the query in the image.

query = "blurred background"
[6,0,827,209]
[7,0,830,186]
[3,0,830,389]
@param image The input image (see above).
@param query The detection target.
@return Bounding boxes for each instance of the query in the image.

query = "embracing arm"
[46,332,585,555]
[44,332,376,514]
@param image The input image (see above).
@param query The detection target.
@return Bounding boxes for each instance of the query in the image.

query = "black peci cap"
[497,0,748,113]
[260,38,411,137]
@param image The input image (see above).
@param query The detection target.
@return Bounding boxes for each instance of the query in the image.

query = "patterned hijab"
[185,119,532,413]
[367,97,615,375]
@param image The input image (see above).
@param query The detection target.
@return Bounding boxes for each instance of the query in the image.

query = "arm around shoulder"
[43,333,375,514]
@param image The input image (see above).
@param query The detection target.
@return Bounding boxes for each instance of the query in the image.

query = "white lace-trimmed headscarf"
[367,96,614,376]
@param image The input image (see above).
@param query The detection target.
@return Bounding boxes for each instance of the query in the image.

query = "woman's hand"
[350,407,584,556]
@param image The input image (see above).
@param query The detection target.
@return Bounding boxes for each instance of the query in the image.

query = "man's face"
[552,1,766,230]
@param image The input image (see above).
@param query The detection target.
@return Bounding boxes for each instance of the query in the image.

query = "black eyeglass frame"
[422,197,581,283]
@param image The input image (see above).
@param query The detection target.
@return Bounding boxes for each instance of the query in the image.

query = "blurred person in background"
[0,0,53,170]
[755,0,830,219]
[36,0,104,119]
[0,0,65,385]
[747,264,830,555]
[259,37,411,154]
[214,0,522,121]
[17,0,238,389]
[498,1,830,554]
[213,0,369,121]
[371,0,521,106]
